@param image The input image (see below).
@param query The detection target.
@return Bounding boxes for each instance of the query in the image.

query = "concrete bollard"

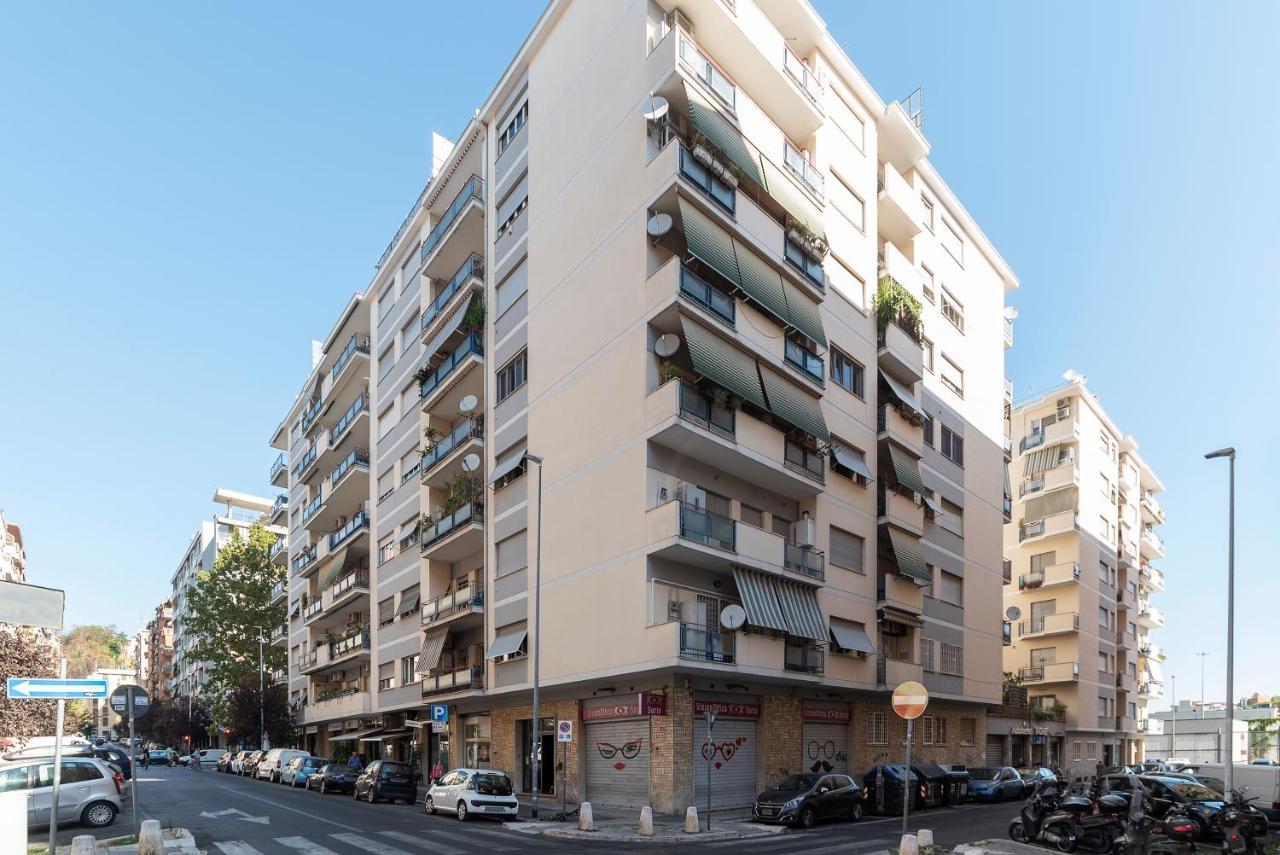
[138,819,164,855]
[918,829,935,850]
[70,835,97,855]
[684,805,700,833]
[577,801,594,832]
[638,806,654,836]
[899,833,919,855]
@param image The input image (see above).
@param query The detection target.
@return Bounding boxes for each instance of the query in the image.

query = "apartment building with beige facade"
[274,0,1020,814]
[1,511,27,584]
[142,599,175,701]
[1001,377,1166,778]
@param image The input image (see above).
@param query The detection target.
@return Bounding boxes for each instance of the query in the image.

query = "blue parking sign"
[429,704,448,723]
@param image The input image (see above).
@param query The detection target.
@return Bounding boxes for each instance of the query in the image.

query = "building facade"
[1001,377,1166,779]
[87,667,139,740]
[143,600,175,701]
[1,511,27,584]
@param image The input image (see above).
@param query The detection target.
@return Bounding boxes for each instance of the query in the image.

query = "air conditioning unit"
[1056,398,1070,409]
[1057,406,1071,419]
[670,8,694,36]
[676,482,706,509]
[791,517,816,547]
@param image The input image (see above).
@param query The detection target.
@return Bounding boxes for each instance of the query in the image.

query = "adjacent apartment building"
[1,510,27,584]
[1000,376,1166,778]
[275,0,1020,814]
[142,599,175,701]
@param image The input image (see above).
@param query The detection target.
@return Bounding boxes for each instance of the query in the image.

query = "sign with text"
[0,580,64,630]
[802,706,851,723]
[692,700,760,719]
[109,685,150,719]
[582,692,669,722]
[556,720,573,743]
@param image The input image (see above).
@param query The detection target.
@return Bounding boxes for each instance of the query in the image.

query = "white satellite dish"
[642,95,669,122]
[719,604,746,630]
[1005,605,1022,622]
[654,333,681,358]
[458,394,478,415]
[1003,306,1019,321]
[461,453,481,473]
[647,212,673,239]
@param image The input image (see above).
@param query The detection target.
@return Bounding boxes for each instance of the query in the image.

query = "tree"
[225,677,293,749]
[65,700,95,739]
[136,696,212,749]
[0,627,59,741]
[61,625,130,677]
[185,523,286,727]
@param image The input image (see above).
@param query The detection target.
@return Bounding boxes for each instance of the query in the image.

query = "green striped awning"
[732,567,788,633]
[759,367,829,443]
[886,442,927,497]
[761,157,824,236]
[681,318,767,411]
[731,236,790,327]
[679,198,741,291]
[775,579,827,641]
[688,91,764,187]
[885,527,931,584]
[781,278,826,346]
[1022,444,1061,477]
[879,370,924,421]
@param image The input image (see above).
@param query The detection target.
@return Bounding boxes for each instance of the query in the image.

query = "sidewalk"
[46,828,200,854]
[954,840,1045,855]
[507,798,786,845]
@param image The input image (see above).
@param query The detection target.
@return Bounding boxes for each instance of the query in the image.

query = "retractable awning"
[489,444,527,485]
[884,527,931,584]
[732,567,788,633]
[759,367,829,443]
[761,156,824,236]
[1023,489,1075,523]
[486,624,528,660]
[416,628,449,675]
[885,443,927,497]
[1023,444,1061,477]
[678,198,741,293]
[687,90,764,186]
[830,618,876,655]
[731,236,791,328]
[921,493,941,515]
[425,298,469,361]
[1145,658,1164,682]
[879,370,924,422]
[330,727,382,743]
[398,588,421,617]
[879,604,924,628]
[681,318,768,411]
[832,442,874,481]
[781,278,826,346]
[775,579,827,641]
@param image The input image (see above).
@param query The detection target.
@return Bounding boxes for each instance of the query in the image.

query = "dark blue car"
[966,766,1025,802]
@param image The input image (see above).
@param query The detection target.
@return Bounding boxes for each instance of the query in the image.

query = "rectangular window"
[378,344,395,380]
[826,253,865,310]
[1127,621,1136,637]
[935,717,947,745]
[377,535,396,566]
[940,287,965,332]
[1098,697,1108,717]
[679,145,736,213]
[784,236,825,288]
[378,283,395,320]
[937,570,963,606]
[739,504,763,528]
[1031,551,1055,573]
[921,337,934,373]
[829,527,864,572]
[868,711,886,744]
[401,655,419,686]
[378,661,395,691]
[829,442,868,484]
[922,413,935,447]
[940,217,964,264]
[830,91,865,153]
[921,638,935,672]
[770,513,791,538]
[960,718,975,745]
[496,530,528,576]
[496,260,528,317]
[940,424,964,465]
[940,642,964,676]
[939,354,964,398]
[920,264,936,302]
[920,195,935,231]
[496,100,528,156]
[1099,607,1110,628]
[940,499,964,536]
[921,715,935,744]
[829,348,864,397]
[378,597,395,627]
[829,170,865,232]
[496,351,528,402]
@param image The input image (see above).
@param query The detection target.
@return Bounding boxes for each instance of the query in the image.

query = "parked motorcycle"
[1009,779,1068,847]
[1219,788,1267,855]
[1111,777,1199,855]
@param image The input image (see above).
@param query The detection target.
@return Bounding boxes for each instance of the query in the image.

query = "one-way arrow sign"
[6,678,109,699]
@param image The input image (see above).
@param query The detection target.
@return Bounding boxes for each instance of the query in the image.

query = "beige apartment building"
[143,599,175,701]
[274,0,1020,813]
[1000,377,1166,779]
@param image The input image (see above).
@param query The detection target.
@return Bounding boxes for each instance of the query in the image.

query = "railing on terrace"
[1019,432,1045,454]
[781,47,824,106]
[419,332,484,400]
[302,493,323,522]
[420,254,484,333]
[421,666,484,696]
[677,31,735,108]
[421,585,484,625]
[269,539,286,560]
[329,509,369,550]
[421,418,484,475]
[784,643,824,674]
[421,501,484,548]
[330,334,370,380]
[784,441,824,483]
[300,398,324,434]
[676,381,735,438]
[419,176,485,264]
[374,180,431,272]
[678,264,735,324]
[1018,613,1079,635]
[329,448,369,487]
[269,579,286,600]
[303,598,323,621]
[783,140,824,196]
[677,502,735,551]
[270,493,288,518]
[678,622,735,663]
[783,543,824,580]
[293,445,317,479]
[329,569,368,601]
[330,395,368,445]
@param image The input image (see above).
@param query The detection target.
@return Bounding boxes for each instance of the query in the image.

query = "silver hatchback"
[0,756,125,828]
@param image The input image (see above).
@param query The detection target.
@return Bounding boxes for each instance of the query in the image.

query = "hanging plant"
[875,276,923,343]
[460,296,485,335]
[414,364,434,387]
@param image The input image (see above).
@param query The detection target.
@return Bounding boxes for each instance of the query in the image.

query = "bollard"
[70,835,97,855]
[138,819,164,855]
[899,832,919,855]
[638,806,654,836]
[577,801,594,832]
[684,805,700,833]
[918,828,935,851]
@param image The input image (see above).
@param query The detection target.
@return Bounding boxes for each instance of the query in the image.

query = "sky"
[2,2,1277,704]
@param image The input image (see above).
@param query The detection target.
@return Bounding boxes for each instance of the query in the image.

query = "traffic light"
[183,734,190,742]
[223,727,232,736]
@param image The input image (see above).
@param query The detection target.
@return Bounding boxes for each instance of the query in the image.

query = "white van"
[256,748,309,782]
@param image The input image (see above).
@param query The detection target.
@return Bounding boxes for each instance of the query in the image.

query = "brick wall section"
[490,699,581,801]
[849,698,988,771]
[759,696,802,785]
[649,683,692,814]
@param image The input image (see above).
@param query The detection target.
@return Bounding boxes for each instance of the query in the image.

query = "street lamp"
[523,452,545,820]
[1205,446,1236,794]
[252,626,267,751]
[1196,652,1210,719]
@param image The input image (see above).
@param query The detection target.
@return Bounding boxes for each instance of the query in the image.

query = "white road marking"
[449,825,530,850]
[214,843,264,855]
[216,785,361,831]
[274,837,342,855]
[329,833,413,854]
[378,831,464,854]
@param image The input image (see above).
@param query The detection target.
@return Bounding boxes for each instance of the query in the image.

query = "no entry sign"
[891,681,928,719]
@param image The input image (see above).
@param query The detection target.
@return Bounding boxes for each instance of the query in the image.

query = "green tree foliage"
[185,523,286,726]
[0,627,58,740]
[136,696,212,749]
[65,700,95,739]
[225,677,293,749]
[60,624,130,677]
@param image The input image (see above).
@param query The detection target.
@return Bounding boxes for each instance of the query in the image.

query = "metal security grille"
[693,718,757,810]
[585,720,651,808]
[985,735,1004,766]
[802,722,849,775]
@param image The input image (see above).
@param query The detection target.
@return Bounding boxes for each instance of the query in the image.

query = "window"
[679,145,736,212]
[400,317,418,354]
[1098,697,1108,717]
[0,765,27,793]
[920,194,935,231]
[496,530,528,576]
[937,570,963,606]
[939,354,964,399]
[940,287,965,332]
[829,527,864,572]
[1128,662,1137,678]
[830,443,868,485]
[378,597,395,627]
[939,499,964,536]
[940,642,963,676]
[921,638,935,672]
[399,244,419,293]
[940,423,963,465]
[496,260,528,317]
[496,351,528,402]
[829,171,864,232]
[960,718,975,746]
[921,337,934,373]
[1127,621,1136,637]
[830,91,865,153]
[377,535,396,566]
[940,217,964,265]
[739,504,763,528]
[1099,652,1110,673]
[1099,563,1113,586]
[784,235,825,287]
[935,717,948,745]
[868,711,886,744]
[1128,702,1136,717]
[1099,607,1111,628]
[379,661,395,691]
[771,514,791,538]
[921,264,936,302]
[1099,515,1113,542]
[922,413,935,447]
[401,655,419,686]
[492,445,527,490]
[1072,740,1083,762]
[921,715,935,744]
[1031,551,1055,573]
[829,347,864,396]
[497,100,528,156]
[378,283,395,321]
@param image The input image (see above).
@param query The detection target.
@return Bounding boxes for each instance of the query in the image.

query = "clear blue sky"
[2,2,1276,703]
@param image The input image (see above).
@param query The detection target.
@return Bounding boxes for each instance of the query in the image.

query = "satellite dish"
[654,333,681,358]
[647,212,673,239]
[461,453,481,473]
[719,604,746,630]
[1005,606,1022,621]
[1003,306,1019,321]
[642,95,669,122]
[458,394,478,415]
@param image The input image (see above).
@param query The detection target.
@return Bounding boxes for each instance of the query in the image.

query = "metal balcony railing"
[329,394,368,445]
[421,418,484,476]
[784,339,824,383]
[269,579,286,601]
[678,622,735,663]
[420,176,485,264]
[301,492,324,522]
[328,509,369,551]
[329,569,368,601]
[1018,612,1079,635]
[420,501,484,549]
[781,47,824,106]
[421,254,484,333]
[330,334,370,381]
[676,381,735,439]
[300,398,324,434]
[1018,661,1079,683]
[418,332,484,400]
[330,628,369,659]
[678,264,735,325]
[329,448,369,488]
[270,453,288,484]
[783,542,825,580]
[678,32,735,108]
[677,502,735,552]
[420,586,484,625]
[292,544,317,574]
[293,445,317,479]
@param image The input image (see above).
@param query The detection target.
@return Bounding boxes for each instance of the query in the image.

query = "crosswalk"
[212,827,557,855]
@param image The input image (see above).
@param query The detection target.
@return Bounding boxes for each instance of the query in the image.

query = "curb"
[507,820,785,844]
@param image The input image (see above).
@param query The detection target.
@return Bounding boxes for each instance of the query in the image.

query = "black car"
[307,763,356,795]
[1101,774,1269,840]
[753,773,863,827]
[239,751,262,776]
[353,760,417,804]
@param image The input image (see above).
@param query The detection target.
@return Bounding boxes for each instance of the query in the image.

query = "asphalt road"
[41,765,1023,854]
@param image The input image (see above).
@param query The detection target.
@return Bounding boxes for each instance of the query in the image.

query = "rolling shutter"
[885,527,930,584]
[678,198,742,291]
[687,92,764,187]
[681,319,768,411]
[986,735,1005,766]
[759,367,829,442]
[585,719,651,808]
[693,717,757,810]
[803,722,849,775]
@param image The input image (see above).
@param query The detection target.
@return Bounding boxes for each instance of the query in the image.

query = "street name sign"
[7,678,108,700]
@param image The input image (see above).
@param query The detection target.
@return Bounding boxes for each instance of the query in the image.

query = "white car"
[425,768,518,821]
[0,756,126,828]
[256,748,309,782]
[184,748,226,769]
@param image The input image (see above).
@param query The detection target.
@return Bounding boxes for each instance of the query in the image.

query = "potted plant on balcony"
[658,358,678,385]
[460,296,485,335]
[420,425,440,456]
[786,220,829,259]
[874,276,923,343]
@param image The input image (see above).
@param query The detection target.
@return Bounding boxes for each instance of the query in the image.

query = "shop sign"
[802,706,851,723]
[1011,725,1033,735]
[638,692,667,716]
[582,692,669,722]
[693,699,760,718]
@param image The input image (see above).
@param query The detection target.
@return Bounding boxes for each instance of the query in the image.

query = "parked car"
[239,751,262,776]
[256,748,309,783]
[0,756,125,829]
[1100,774,1269,840]
[353,760,417,804]
[229,751,250,774]
[751,772,863,827]
[1017,766,1061,796]
[148,749,174,766]
[1250,758,1278,766]
[282,756,329,787]
[186,748,226,769]
[425,769,518,821]
[306,763,356,795]
[966,767,1027,803]
[3,741,133,781]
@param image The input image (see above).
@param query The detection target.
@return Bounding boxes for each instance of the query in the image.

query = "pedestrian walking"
[347,752,363,774]
[430,761,442,785]
[140,748,149,770]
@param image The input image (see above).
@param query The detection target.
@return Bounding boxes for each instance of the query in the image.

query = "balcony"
[329,333,370,391]
[270,538,287,566]
[1003,316,1014,349]
[1137,603,1165,628]
[269,453,288,488]
[1116,671,1137,693]
[421,665,484,699]
[783,338,824,385]
[877,241,922,300]
[781,45,824,112]
[1019,461,1079,497]
[420,417,484,489]
[269,578,287,605]
[292,544,318,577]
[420,501,484,562]
[269,623,287,646]
[420,253,484,343]
[1138,680,1165,700]
[328,394,369,451]
[878,404,924,458]
[319,569,369,616]
[1139,563,1165,593]
[877,317,924,386]
[1018,510,1079,543]
[269,667,286,686]
[784,641,824,675]
[328,508,369,552]
[1018,661,1079,684]
[782,139,823,199]
[1116,716,1137,733]
[301,492,326,532]
[328,627,370,666]
[302,597,324,624]
[878,488,923,537]
[645,379,822,500]
[326,448,369,513]
[302,684,371,721]
[783,439,824,484]
[420,175,485,279]
[677,621,736,664]
[420,585,484,630]
[269,493,288,526]
[1140,526,1165,559]
[1017,612,1079,638]
[293,444,319,482]
[1139,641,1165,661]
[1018,562,1080,590]
[877,654,921,688]
[418,332,483,412]
[300,398,325,436]
[877,164,923,246]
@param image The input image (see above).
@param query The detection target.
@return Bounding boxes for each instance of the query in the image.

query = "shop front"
[582,693,666,809]
[692,697,759,811]
[801,704,851,775]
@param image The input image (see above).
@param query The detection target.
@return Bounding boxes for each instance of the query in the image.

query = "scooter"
[1009,779,1066,846]
[1219,788,1266,855]
[1111,777,1199,855]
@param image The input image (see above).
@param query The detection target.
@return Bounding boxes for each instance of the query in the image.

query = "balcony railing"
[269,493,288,519]
[1018,612,1079,635]
[300,398,324,434]
[303,598,323,621]
[301,492,324,522]
[330,627,369,659]
[329,448,369,488]
[292,544,317,574]
[676,381,735,439]
[420,176,485,264]
[329,569,368,601]
[421,253,484,333]
[784,642,825,674]
[678,32,735,108]
[784,339,824,383]
[330,334,370,381]
[269,579,286,601]
[422,665,484,697]
[328,509,369,551]
[784,440,824,483]
[1019,432,1045,454]
[677,621,735,663]
[1018,661,1079,683]
[270,538,286,561]
[418,332,484,400]
[679,144,737,214]
[269,623,287,644]
[678,502,735,552]
[269,453,288,484]
[421,418,484,476]
[1141,526,1165,553]
[292,445,317,479]
[783,139,824,197]
[678,264,735,325]
[329,394,368,446]
[781,47,824,107]
[783,542,825,580]
[420,501,484,549]
[420,585,484,625]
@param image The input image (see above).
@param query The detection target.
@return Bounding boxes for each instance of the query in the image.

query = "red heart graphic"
[714,762,722,769]
[614,762,626,771]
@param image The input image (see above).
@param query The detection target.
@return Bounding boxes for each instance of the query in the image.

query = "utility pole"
[1196,652,1210,719]
[524,453,545,819]
[1170,675,1176,759]
[1205,446,1236,795]
[257,626,266,751]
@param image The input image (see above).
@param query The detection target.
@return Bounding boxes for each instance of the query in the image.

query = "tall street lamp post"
[523,453,545,819]
[1205,446,1235,793]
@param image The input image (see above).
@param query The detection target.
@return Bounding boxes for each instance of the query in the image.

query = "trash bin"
[911,761,948,809]
[940,765,971,805]
[862,764,918,815]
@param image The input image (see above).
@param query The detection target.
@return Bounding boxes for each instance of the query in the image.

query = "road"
[47,766,1021,854]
